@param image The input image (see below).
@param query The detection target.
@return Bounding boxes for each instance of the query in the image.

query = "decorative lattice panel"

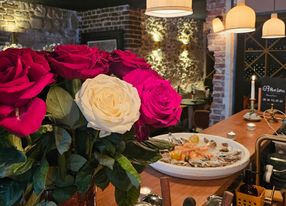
[243,23,286,79]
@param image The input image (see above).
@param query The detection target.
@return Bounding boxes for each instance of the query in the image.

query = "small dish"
[247,123,256,131]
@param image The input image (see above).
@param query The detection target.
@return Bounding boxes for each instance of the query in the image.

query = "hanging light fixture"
[212,16,225,33]
[145,0,193,18]
[262,0,285,39]
[224,0,256,33]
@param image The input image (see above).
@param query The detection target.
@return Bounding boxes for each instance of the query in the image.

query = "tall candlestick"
[251,75,256,99]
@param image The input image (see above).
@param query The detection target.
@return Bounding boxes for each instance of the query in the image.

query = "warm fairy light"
[150,49,163,61]
[177,22,193,45]
[151,30,163,42]
[146,18,165,42]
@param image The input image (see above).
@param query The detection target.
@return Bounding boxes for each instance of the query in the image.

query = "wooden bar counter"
[96,110,282,206]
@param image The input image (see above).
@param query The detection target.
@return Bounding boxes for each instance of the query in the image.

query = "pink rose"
[124,69,182,140]
[49,45,112,80]
[0,48,54,136]
[110,50,151,78]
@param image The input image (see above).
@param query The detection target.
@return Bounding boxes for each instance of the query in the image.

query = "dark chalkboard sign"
[261,78,286,112]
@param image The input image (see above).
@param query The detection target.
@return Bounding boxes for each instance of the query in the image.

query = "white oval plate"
[150,133,250,180]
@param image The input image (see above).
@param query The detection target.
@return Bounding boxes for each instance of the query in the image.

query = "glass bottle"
[239,170,258,196]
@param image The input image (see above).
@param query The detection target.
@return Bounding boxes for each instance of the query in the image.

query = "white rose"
[75,74,141,134]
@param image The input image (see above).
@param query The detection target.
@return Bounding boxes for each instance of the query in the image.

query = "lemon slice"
[190,135,200,144]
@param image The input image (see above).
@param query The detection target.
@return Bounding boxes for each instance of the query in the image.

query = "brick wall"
[0,0,79,49]
[206,0,226,125]
[206,0,235,125]
[79,5,142,52]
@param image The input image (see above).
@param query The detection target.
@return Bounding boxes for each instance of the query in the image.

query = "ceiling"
[14,0,206,19]
[14,0,145,10]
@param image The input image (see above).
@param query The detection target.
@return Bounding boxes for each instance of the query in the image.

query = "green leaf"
[0,147,26,166]
[0,147,34,178]
[33,159,49,195]
[52,186,77,203]
[124,141,162,165]
[143,138,174,151]
[58,154,67,179]
[12,158,34,176]
[116,155,140,189]
[107,163,132,191]
[75,172,92,193]
[115,186,140,206]
[37,201,57,206]
[55,175,75,188]
[54,127,72,155]
[0,179,25,206]
[69,154,87,172]
[46,86,80,128]
[74,159,97,192]
[94,152,115,170]
[0,159,33,178]
[94,167,110,190]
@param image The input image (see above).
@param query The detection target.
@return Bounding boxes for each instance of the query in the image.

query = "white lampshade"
[262,13,285,39]
[212,17,225,33]
[145,0,193,18]
[225,1,256,33]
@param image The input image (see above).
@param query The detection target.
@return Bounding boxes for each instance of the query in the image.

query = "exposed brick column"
[206,0,228,125]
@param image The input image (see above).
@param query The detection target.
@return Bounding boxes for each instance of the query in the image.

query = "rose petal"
[0,98,46,136]
[0,105,14,118]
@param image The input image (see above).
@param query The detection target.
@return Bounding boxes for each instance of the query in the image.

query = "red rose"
[110,50,151,78]
[49,45,112,80]
[124,69,182,140]
[0,48,54,136]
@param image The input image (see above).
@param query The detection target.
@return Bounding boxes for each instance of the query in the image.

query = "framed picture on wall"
[81,30,124,52]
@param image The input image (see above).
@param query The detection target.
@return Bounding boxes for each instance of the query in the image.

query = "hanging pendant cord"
[274,0,276,12]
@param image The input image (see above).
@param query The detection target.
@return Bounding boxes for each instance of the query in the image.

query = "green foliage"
[116,155,141,189]
[94,167,110,190]
[54,127,72,155]
[0,147,26,166]
[33,159,49,195]
[0,179,25,206]
[69,154,87,172]
[46,86,80,128]
[94,152,115,169]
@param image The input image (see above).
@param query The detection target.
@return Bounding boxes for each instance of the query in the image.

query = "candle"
[250,75,256,100]
[227,131,236,140]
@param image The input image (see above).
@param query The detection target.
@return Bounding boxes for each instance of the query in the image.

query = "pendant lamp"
[145,0,193,18]
[262,0,285,39]
[224,0,256,33]
[212,16,225,33]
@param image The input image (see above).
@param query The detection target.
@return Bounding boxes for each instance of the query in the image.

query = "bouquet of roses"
[0,45,182,206]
